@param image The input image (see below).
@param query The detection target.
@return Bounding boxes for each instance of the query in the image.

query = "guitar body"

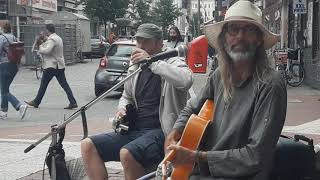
[162,100,215,180]
[171,115,212,179]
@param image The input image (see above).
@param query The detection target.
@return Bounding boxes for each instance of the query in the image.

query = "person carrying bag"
[0,20,28,120]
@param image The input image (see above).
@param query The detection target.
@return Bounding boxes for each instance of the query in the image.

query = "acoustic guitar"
[160,99,215,180]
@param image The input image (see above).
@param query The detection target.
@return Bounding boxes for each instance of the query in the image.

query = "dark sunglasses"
[225,24,260,36]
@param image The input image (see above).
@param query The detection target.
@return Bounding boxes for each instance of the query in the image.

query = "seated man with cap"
[81,23,193,180]
[164,1,287,180]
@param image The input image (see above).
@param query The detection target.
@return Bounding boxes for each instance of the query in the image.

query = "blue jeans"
[33,68,77,105]
[0,62,22,112]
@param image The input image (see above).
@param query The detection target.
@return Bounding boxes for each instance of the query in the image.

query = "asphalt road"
[0,58,208,142]
[0,59,123,141]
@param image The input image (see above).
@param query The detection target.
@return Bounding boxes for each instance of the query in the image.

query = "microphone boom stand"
[24,62,147,180]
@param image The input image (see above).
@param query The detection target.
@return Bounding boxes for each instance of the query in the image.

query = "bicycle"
[34,51,43,80]
[273,48,305,87]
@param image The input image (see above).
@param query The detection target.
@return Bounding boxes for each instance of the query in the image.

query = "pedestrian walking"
[25,24,77,109]
[0,21,28,120]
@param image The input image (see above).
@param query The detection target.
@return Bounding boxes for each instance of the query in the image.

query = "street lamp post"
[30,0,33,24]
[281,0,289,48]
[217,0,222,22]
[198,0,200,36]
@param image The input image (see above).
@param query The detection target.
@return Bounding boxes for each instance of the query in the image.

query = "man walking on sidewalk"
[25,24,77,109]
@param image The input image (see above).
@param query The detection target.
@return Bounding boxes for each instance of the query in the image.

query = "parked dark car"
[89,38,110,58]
[94,40,136,96]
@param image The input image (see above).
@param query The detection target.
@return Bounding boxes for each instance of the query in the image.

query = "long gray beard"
[224,42,257,63]
[227,51,255,63]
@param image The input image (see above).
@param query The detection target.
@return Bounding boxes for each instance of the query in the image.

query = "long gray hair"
[216,25,273,102]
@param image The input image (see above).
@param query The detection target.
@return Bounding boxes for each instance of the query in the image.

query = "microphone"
[138,45,188,64]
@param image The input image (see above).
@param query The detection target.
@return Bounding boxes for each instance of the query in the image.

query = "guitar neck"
[198,100,214,120]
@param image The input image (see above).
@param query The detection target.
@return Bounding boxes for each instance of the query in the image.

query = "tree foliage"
[128,0,152,26]
[151,0,183,32]
[79,0,129,36]
[190,12,204,37]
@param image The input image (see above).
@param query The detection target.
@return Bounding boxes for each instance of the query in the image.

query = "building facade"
[300,0,320,89]
[190,0,215,22]
[0,0,81,39]
[262,0,320,89]
[0,0,78,24]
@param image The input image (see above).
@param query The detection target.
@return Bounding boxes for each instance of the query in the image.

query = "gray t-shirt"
[173,68,287,180]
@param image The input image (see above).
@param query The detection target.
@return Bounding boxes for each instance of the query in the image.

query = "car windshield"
[107,44,135,57]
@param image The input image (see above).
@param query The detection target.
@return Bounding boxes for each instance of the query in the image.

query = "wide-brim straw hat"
[204,0,280,50]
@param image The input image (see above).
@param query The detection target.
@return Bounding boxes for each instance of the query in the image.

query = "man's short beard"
[224,41,257,63]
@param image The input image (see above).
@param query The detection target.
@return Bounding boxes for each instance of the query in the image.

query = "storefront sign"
[18,0,57,12]
[222,0,228,7]
[293,0,307,14]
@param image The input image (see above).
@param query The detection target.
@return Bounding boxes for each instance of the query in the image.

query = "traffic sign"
[293,0,307,14]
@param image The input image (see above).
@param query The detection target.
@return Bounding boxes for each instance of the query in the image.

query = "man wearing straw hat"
[164,1,287,179]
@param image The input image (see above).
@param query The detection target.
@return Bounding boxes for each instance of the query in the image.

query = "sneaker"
[19,104,28,120]
[25,100,39,108]
[0,111,7,120]
[64,103,78,110]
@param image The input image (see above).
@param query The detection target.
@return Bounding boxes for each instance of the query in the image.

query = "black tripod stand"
[24,63,147,180]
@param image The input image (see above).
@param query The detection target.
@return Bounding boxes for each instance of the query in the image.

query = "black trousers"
[34,68,76,105]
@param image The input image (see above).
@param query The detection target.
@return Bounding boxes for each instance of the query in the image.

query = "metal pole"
[50,126,58,180]
[217,0,222,22]
[16,16,20,40]
[281,0,289,48]
[6,0,9,19]
[30,0,33,24]
[197,0,200,36]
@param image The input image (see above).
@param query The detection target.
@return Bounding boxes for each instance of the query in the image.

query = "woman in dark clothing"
[165,26,184,49]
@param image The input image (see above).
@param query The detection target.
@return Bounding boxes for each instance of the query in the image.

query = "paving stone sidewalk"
[1,84,320,180]
[0,139,123,180]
